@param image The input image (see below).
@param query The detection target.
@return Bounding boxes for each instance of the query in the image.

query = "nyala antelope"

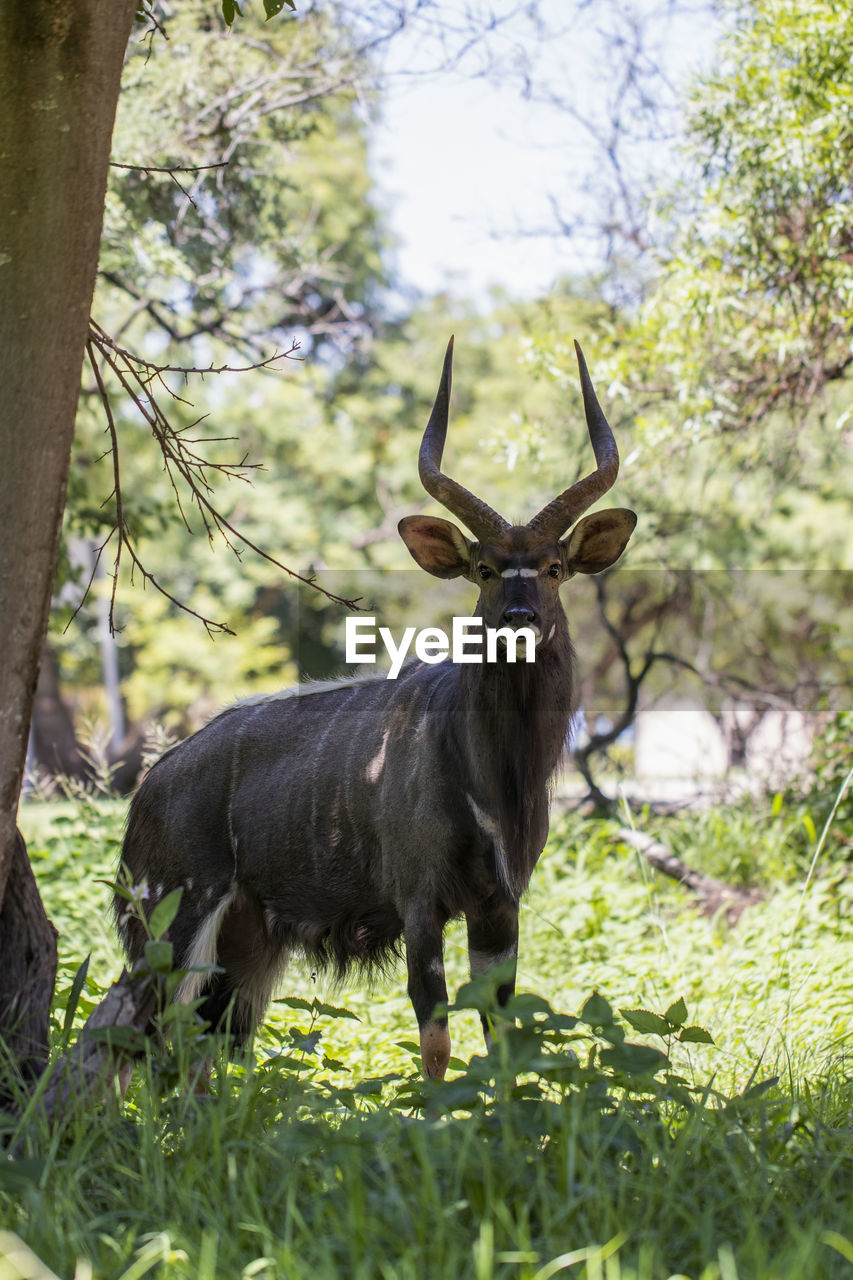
[116,338,637,1078]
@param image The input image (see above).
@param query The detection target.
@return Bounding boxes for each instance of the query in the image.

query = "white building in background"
[632,699,812,802]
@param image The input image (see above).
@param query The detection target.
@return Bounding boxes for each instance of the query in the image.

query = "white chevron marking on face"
[500,567,538,578]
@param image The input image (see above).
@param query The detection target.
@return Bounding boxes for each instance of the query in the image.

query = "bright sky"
[371,1,719,302]
[372,71,592,301]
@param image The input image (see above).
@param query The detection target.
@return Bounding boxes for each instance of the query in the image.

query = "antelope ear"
[561,508,637,576]
[398,515,473,579]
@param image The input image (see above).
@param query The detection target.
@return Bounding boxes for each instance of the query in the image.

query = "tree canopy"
[39,0,851,767]
[4,0,848,782]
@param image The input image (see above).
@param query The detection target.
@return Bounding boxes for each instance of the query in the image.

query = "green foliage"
[519,1,853,766]
[611,0,853,461]
[526,0,853,568]
[802,707,853,852]
[10,790,853,1277]
[686,0,853,381]
[217,0,296,23]
[105,1,384,354]
[22,797,127,986]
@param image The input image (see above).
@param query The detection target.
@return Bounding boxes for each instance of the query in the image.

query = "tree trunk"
[0,1,137,1055]
[0,832,58,1089]
[29,642,146,793]
[0,0,136,893]
[29,645,90,785]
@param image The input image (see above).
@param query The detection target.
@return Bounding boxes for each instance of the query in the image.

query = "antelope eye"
[547,563,561,579]
[477,564,493,581]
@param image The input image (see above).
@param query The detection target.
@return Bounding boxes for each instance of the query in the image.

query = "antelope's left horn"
[526,341,620,539]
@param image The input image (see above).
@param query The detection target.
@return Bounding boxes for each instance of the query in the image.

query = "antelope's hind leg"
[176,888,286,1048]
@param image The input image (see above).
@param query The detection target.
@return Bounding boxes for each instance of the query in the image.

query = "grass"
[2,786,853,1279]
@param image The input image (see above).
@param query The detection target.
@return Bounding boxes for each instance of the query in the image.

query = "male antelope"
[116,339,636,1078]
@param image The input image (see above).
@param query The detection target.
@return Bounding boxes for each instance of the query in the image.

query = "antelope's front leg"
[466,902,519,1049]
[405,908,450,1079]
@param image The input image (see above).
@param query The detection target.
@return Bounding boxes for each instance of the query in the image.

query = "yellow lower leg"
[420,1020,451,1079]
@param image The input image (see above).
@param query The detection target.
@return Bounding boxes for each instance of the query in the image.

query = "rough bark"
[0,832,58,1086]
[0,0,138,903]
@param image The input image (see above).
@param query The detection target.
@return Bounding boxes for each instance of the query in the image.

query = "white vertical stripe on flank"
[174,885,238,1005]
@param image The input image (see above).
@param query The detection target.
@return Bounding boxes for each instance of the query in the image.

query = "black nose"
[503,606,537,628]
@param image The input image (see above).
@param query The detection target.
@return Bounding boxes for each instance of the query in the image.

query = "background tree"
[523,0,852,797]
[621,0,853,436]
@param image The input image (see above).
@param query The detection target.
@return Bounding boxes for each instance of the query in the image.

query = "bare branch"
[109,159,229,208]
[78,322,363,635]
[89,319,302,381]
[110,161,228,174]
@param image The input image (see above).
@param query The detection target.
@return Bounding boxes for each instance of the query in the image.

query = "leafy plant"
[12,789,853,1278]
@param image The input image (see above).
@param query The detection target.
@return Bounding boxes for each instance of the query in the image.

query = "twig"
[136,1,168,59]
[89,318,301,381]
[109,160,229,208]
[111,162,228,174]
